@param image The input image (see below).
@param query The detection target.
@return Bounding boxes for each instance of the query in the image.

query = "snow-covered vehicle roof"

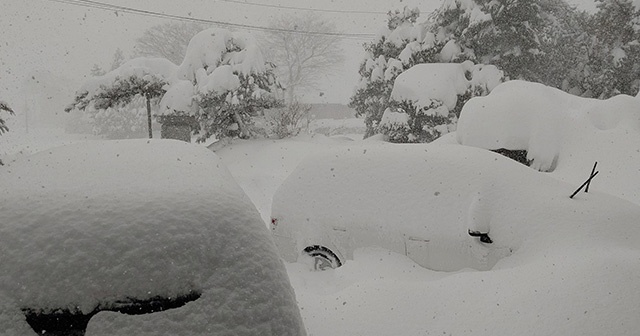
[271,140,640,273]
[0,139,305,335]
[457,80,640,205]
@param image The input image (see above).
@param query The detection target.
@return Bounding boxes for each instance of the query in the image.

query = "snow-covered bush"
[379,62,503,143]
[160,28,280,142]
[265,101,311,139]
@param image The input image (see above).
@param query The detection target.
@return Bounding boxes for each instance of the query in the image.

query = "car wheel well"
[303,245,342,269]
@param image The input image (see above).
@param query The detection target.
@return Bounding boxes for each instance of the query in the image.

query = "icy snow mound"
[0,139,305,335]
[457,80,640,203]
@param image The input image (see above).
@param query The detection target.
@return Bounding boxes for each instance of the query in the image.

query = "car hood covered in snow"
[0,139,306,335]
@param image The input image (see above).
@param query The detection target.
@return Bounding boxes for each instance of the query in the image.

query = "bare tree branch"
[133,22,208,65]
[261,12,345,102]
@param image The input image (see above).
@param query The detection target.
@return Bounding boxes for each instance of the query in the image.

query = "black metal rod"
[585,161,597,193]
[570,170,599,199]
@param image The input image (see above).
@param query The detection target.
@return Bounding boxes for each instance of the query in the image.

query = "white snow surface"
[457,80,640,203]
[0,139,305,335]
[158,79,196,115]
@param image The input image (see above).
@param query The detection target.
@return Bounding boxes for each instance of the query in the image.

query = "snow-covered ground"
[2,79,640,335]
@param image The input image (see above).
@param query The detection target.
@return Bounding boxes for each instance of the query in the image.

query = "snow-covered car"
[0,139,306,336]
[270,140,621,272]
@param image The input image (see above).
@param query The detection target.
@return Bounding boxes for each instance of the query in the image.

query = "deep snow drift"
[0,139,305,335]
[457,80,640,204]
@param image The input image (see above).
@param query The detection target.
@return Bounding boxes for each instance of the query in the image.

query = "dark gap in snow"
[22,310,92,336]
[106,290,202,315]
[23,290,201,335]
[491,148,530,166]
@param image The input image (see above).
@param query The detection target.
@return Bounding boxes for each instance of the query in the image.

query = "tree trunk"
[232,111,250,139]
[146,96,153,139]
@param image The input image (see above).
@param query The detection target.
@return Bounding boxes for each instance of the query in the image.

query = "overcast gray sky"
[0,0,598,108]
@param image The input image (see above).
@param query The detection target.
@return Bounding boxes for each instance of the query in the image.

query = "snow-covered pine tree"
[349,7,448,138]
[431,0,553,82]
[67,58,176,139]
[379,61,503,143]
[160,28,280,142]
[430,0,640,98]
[583,0,640,98]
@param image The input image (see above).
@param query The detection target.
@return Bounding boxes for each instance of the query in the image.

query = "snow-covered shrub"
[160,28,281,142]
[379,61,503,143]
[266,101,311,139]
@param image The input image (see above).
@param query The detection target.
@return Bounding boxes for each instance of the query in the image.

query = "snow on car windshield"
[0,139,305,335]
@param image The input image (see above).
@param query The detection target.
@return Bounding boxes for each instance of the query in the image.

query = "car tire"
[303,245,342,271]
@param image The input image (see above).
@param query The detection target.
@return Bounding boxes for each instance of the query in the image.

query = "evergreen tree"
[67,58,174,139]
[193,67,279,141]
[431,0,640,98]
[160,28,281,142]
[584,0,640,97]
[349,7,447,138]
